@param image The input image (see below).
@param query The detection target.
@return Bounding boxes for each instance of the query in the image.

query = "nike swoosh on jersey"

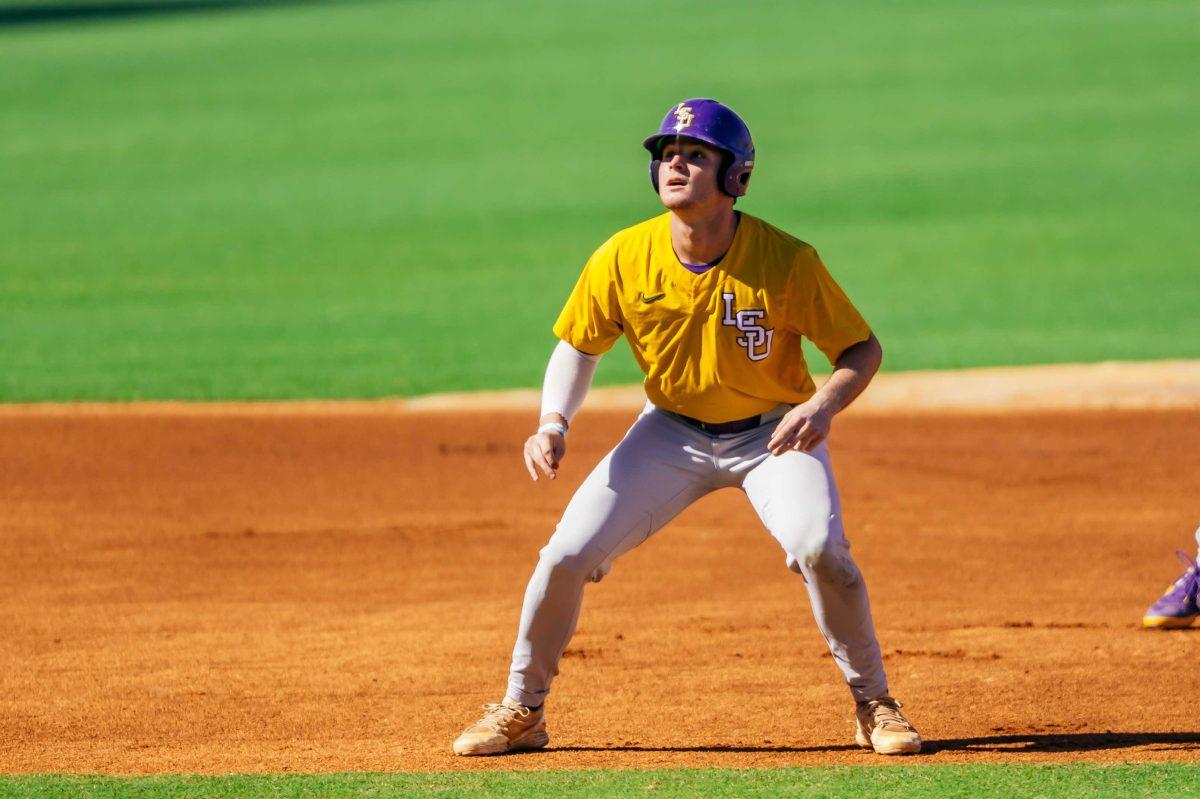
[639,292,667,304]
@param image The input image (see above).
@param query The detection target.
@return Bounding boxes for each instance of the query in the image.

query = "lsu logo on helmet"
[672,103,694,132]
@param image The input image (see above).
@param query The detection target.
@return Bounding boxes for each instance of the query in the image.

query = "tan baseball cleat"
[855,696,922,755]
[452,697,549,756]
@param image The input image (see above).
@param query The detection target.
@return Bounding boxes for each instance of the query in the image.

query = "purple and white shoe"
[1143,550,1200,629]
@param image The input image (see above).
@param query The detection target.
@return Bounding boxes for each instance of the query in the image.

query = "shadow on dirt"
[0,0,322,28]
[552,731,1200,756]
[924,730,1200,754]
[554,744,863,754]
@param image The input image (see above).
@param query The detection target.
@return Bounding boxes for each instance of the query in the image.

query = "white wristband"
[538,421,568,437]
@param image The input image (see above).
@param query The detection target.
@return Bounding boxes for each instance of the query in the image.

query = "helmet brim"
[643,132,731,157]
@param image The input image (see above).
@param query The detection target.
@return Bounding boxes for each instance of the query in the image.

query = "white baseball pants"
[506,403,889,707]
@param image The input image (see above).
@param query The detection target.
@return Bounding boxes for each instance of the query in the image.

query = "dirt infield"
[2,407,1199,774]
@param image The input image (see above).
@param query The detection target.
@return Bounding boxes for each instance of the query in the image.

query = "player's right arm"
[525,238,624,481]
[524,340,602,481]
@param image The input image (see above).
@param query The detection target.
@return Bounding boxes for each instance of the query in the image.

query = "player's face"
[657,138,726,211]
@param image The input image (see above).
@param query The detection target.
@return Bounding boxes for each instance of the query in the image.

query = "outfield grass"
[2,0,1197,401]
[3,765,1199,799]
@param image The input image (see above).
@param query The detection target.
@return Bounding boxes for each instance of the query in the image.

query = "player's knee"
[780,516,858,586]
[783,532,833,572]
[809,546,860,586]
[778,512,834,565]
[785,546,858,586]
[538,540,602,582]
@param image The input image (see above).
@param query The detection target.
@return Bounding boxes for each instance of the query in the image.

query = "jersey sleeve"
[786,248,872,364]
[551,237,625,356]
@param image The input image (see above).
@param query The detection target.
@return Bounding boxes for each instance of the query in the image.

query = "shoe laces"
[1175,549,1199,574]
[476,702,530,733]
[862,697,914,732]
[1168,550,1200,596]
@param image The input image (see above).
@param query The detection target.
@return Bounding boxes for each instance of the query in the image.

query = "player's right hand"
[523,431,566,481]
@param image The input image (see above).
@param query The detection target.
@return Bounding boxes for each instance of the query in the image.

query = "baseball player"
[1142,524,1200,628]
[453,99,921,757]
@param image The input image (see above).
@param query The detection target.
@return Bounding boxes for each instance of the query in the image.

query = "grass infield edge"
[1,764,1199,798]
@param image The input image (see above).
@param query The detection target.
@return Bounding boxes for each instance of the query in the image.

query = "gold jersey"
[553,212,871,424]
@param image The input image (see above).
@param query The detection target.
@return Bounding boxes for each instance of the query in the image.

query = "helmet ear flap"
[649,157,662,193]
[721,152,754,197]
[716,151,752,198]
[718,151,736,197]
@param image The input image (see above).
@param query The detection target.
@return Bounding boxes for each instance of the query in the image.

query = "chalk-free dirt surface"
[2,406,1199,773]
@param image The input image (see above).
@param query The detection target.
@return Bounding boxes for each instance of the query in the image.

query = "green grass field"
[4,765,1200,799]
[2,0,1197,400]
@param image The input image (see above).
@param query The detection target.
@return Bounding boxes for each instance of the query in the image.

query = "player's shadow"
[553,743,862,755]
[550,731,1200,757]
[924,730,1200,754]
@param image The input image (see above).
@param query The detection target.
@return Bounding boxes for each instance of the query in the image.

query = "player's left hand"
[767,401,833,455]
[523,429,567,481]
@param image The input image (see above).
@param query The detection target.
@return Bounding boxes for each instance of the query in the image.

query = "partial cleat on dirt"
[452,698,549,756]
[855,696,922,756]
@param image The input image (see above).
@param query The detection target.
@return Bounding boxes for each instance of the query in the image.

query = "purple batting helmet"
[642,98,755,197]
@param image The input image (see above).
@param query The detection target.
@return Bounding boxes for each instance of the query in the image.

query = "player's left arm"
[767,332,882,455]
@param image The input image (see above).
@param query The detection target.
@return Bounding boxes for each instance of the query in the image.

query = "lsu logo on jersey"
[721,292,773,361]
